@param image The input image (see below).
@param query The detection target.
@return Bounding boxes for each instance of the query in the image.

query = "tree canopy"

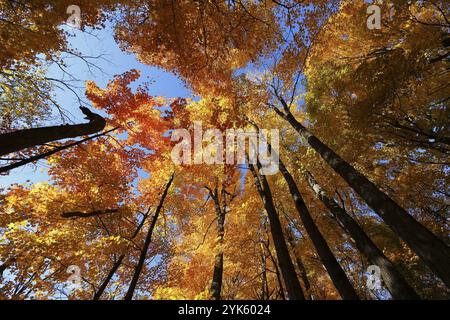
[0,0,448,300]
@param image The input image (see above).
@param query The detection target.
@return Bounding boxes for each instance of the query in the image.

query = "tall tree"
[248,163,305,300]
[304,170,420,300]
[269,91,450,289]
[205,179,236,300]
[93,208,151,300]
[124,173,174,300]
[276,155,359,300]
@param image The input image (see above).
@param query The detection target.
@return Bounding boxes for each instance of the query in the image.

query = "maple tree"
[0,0,449,301]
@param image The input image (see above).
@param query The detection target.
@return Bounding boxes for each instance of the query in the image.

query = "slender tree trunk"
[274,101,450,288]
[206,182,236,300]
[263,238,287,300]
[124,174,174,300]
[61,209,119,219]
[304,171,420,300]
[277,157,359,300]
[286,229,312,300]
[93,209,151,300]
[272,258,287,300]
[94,255,125,300]
[211,247,224,300]
[260,251,269,300]
[0,107,106,157]
[294,255,312,300]
[249,164,305,300]
[0,127,118,174]
[209,189,225,300]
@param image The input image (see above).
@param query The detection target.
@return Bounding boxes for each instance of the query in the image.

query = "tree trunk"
[276,104,450,289]
[286,229,312,300]
[124,174,174,300]
[93,208,151,300]
[249,164,305,300]
[93,254,125,300]
[209,186,225,300]
[206,182,236,300]
[61,209,119,219]
[304,171,420,300]
[260,251,269,300]
[0,107,106,157]
[211,251,224,300]
[294,255,312,300]
[277,157,359,300]
[0,127,118,174]
[263,238,287,300]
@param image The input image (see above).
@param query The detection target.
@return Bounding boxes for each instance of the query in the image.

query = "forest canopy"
[0,0,449,300]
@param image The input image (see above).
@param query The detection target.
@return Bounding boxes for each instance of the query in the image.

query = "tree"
[249,162,305,300]
[0,0,119,69]
[124,173,174,300]
[114,0,279,95]
[267,90,450,289]
[304,170,419,299]
[277,156,359,300]
[1,0,449,301]
[0,107,106,157]
[205,176,237,300]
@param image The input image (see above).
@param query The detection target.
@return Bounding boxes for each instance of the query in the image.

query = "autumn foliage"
[0,0,449,300]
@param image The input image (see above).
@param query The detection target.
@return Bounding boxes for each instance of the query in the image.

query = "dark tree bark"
[0,127,118,173]
[0,127,118,174]
[93,209,151,300]
[271,255,287,300]
[262,236,287,300]
[249,163,305,300]
[277,157,359,300]
[206,184,225,300]
[94,254,125,300]
[271,96,450,289]
[61,209,119,219]
[304,171,420,300]
[210,236,224,300]
[205,181,237,300]
[286,229,312,300]
[259,251,270,300]
[0,107,106,157]
[294,254,311,299]
[124,174,174,300]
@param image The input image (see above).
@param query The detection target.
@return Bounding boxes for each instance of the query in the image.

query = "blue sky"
[0,24,192,188]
